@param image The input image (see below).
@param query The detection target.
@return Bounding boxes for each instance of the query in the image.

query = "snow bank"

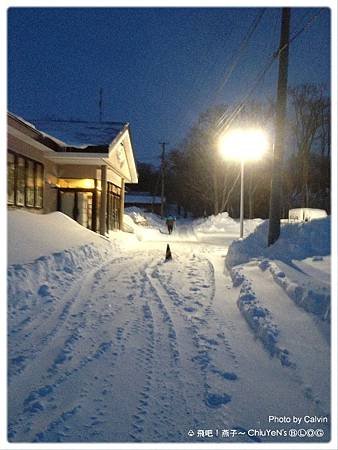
[8,244,111,310]
[8,210,110,265]
[226,216,331,357]
[193,212,262,235]
[124,207,164,228]
[8,210,116,309]
[259,259,330,320]
[226,217,330,268]
[123,207,166,241]
[231,266,293,367]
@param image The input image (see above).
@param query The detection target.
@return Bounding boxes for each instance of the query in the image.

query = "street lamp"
[219,128,269,238]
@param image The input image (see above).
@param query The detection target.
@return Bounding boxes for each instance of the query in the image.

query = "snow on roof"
[125,195,162,205]
[28,119,127,148]
[8,112,38,130]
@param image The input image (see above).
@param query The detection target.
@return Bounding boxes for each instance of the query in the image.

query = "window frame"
[8,150,44,209]
[35,163,44,208]
[7,152,15,205]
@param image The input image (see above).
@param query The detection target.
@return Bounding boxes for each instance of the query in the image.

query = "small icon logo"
[298,429,307,437]
[315,429,324,438]
[188,430,195,437]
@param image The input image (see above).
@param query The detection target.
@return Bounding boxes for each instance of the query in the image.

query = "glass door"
[59,190,93,229]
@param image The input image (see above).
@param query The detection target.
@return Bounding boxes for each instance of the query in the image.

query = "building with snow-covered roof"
[125,191,163,215]
[7,112,138,234]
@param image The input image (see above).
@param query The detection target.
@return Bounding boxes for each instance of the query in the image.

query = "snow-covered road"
[8,223,330,443]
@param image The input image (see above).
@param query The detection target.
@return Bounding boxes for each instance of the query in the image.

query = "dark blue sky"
[8,7,330,165]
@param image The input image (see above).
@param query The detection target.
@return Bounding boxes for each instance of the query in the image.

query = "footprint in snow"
[221,371,238,381]
[213,367,238,380]
[190,287,200,292]
[205,393,231,408]
[192,316,207,325]
[200,335,219,346]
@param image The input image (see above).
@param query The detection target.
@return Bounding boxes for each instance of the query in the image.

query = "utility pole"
[268,8,291,246]
[159,142,169,218]
[99,88,103,122]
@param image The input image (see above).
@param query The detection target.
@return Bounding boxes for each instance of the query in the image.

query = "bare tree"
[167,101,274,218]
[289,83,328,207]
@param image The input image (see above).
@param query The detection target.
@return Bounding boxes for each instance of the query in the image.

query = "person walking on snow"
[166,215,175,234]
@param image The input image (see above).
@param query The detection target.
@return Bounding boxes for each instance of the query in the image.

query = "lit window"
[16,157,25,206]
[7,153,15,205]
[57,178,95,189]
[7,152,44,209]
[26,160,35,207]
[35,164,43,208]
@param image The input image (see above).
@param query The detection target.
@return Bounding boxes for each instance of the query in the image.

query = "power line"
[215,8,325,136]
[176,19,237,132]
[212,8,267,101]
[283,7,324,49]
[177,10,266,133]
[216,54,276,133]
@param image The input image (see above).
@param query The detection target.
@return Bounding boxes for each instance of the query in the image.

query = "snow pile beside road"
[124,207,149,227]
[226,217,331,368]
[259,259,330,320]
[193,212,262,235]
[8,210,111,265]
[232,266,292,367]
[124,208,166,241]
[226,217,330,268]
[8,244,111,311]
[193,212,234,232]
[8,210,116,308]
[125,207,164,229]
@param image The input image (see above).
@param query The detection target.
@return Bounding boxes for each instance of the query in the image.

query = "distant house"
[125,191,163,215]
[7,112,138,234]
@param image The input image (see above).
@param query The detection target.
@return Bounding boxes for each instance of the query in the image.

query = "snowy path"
[8,229,330,443]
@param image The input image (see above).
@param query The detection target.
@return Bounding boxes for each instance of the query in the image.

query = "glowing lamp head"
[219,128,269,161]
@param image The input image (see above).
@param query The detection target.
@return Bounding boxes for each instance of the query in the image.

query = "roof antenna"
[99,87,103,123]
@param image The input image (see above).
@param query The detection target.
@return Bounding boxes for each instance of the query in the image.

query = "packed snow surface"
[8,209,331,443]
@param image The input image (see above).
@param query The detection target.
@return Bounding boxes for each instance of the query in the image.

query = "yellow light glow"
[57,178,95,189]
[82,179,95,189]
[219,128,269,161]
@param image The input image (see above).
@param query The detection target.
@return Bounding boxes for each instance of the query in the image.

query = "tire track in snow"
[8,255,144,442]
[140,272,193,441]
[8,256,134,384]
[144,259,233,439]
[73,256,159,442]
[146,253,241,434]
[37,261,152,440]
[8,262,108,437]
[129,299,156,442]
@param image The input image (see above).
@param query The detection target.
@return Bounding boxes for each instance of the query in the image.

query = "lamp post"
[219,128,269,238]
